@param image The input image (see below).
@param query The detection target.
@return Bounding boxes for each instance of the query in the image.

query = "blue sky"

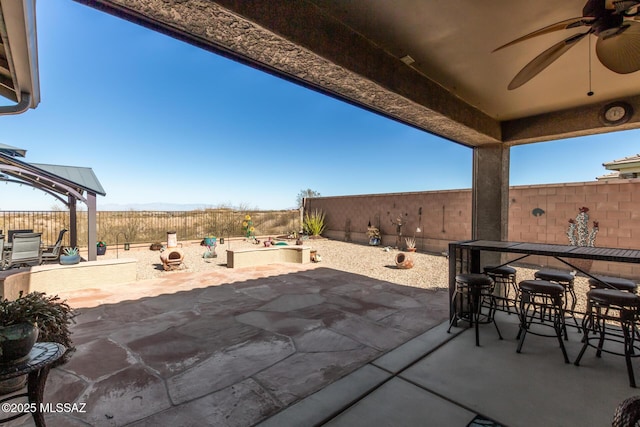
[0,1,638,211]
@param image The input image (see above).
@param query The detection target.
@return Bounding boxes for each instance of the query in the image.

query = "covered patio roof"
[75,0,640,147]
[73,0,640,246]
[0,143,105,260]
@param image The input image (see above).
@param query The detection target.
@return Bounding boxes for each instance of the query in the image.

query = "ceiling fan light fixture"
[595,21,640,73]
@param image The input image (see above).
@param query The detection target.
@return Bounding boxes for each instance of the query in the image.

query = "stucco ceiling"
[76,0,640,147]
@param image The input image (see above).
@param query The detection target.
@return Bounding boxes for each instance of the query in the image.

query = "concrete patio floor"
[8,264,450,426]
[7,264,640,426]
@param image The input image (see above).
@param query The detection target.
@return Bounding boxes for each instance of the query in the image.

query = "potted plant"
[0,292,77,392]
[97,240,107,255]
[59,247,81,265]
[367,226,381,246]
[405,237,417,252]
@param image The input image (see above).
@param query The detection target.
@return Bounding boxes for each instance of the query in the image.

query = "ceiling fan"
[494,0,640,90]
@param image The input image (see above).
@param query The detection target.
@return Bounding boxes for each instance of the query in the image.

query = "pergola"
[0,144,106,261]
[72,0,640,244]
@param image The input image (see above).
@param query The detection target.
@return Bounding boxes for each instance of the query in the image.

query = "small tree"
[296,189,321,208]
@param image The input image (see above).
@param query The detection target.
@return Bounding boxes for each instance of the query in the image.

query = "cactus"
[567,207,599,247]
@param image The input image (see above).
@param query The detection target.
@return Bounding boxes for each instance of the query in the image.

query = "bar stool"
[585,276,639,336]
[588,275,638,293]
[516,279,570,363]
[575,289,640,387]
[447,273,503,346]
[534,269,580,335]
[484,265,518,314]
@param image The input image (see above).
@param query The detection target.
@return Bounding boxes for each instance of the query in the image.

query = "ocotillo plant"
[567,207,599,247]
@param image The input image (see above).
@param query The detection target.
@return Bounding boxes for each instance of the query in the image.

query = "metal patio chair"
[41,229,68,263]
[3,232,42,269]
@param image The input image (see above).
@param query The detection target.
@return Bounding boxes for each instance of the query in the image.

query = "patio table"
[448,240,640,321]
[0,342,65,427]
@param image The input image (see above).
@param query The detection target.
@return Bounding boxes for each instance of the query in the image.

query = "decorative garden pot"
[97,245,107,256]
[406,248,417,252]
[0,323,38,393]
[369,238,380,246]
[59,254,81,265]
[0,323,39,364]
[395,252,414,269]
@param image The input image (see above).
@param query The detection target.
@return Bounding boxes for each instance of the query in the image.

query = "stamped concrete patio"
[9,262,640,426]
[13,264,449,426]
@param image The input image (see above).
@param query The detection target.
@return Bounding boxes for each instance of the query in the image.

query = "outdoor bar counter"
[448,239,640,320]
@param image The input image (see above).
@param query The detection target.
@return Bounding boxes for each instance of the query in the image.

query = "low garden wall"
[0,258,137,300]
[226,246,311,269]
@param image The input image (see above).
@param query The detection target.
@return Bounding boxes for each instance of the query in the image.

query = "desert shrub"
[303,209,326,236]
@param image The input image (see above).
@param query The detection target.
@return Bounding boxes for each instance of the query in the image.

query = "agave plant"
[63,247,79,256]
[405,237,416,249]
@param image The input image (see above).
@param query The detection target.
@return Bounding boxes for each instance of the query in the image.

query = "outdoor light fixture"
[220,237,225,244]
[124,243,130,250]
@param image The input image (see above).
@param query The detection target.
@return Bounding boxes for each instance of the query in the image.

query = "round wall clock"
[600,102,633,126]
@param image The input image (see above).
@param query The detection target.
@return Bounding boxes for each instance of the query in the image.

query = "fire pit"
[160,248,184,271]
[160,231,184,270]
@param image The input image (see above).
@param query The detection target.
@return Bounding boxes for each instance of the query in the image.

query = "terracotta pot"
[406,248,417,252]
[395,252,414,269]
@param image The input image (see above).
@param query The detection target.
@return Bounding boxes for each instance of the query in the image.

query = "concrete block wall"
[306,190,472,253]
[306,178,640,277]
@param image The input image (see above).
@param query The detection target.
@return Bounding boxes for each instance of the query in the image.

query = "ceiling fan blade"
[508,31,590,90]
[493,17,593,52]
[596,21,640,72]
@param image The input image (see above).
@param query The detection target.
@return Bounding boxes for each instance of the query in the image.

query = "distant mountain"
[98,203,215,211]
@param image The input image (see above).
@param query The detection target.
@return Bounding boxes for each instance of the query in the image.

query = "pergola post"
[472,145,510,242]
[68,194,78,248]
[86,192,97,261]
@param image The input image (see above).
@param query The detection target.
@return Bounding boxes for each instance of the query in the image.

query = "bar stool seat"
[534,270,574,283]
[517,279,570,363]
[448,273,503,346]
[535,269,580,335]
[484,265,518,315]
[588,275,638,293]
[484,265,516,276]
[575,288,640,387]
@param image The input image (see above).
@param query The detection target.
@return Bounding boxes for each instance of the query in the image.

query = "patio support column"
[472,144,509,243]
[68,194,78,249]
[87,192,97,261]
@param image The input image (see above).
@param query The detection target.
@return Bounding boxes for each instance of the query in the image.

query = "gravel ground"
[96,237,591,312]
